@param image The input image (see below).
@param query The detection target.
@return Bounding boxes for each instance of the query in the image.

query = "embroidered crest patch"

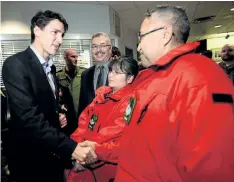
[124,97,136,124]
[88,114,98,131]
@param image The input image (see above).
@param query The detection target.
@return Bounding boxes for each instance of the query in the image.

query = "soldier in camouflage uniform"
[57,48,86,135]
[219,44,234,84]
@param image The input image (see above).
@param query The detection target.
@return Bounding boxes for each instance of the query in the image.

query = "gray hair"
[91,32,111,45]
[145,5,190,43]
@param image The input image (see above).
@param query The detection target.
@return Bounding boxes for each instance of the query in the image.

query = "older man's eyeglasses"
[91,44,111,50]
[138,27,164,42]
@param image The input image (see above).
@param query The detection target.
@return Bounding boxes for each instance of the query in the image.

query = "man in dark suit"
[78,32,112,116]
[2,10,96,182]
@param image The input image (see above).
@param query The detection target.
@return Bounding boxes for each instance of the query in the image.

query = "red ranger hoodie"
[67,86,136,182]
[115,42,234,182]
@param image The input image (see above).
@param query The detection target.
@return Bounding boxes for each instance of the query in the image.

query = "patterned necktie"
[96,66,104,90]
[44,63,56,98]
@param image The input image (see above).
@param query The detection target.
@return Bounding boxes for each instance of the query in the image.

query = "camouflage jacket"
[56,66,86,134]
[219,61,234,84]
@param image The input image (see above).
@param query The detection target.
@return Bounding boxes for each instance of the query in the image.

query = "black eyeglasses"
[91,44,111,50]
[138,27,164,42]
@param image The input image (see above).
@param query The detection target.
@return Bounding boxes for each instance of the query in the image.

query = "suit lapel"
[88,66,95,95]
[88,65,109,93]
[25,47,57,103]
[51,65,59,98]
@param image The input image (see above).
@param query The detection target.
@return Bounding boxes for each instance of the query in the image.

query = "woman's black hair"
[108,56,139,79]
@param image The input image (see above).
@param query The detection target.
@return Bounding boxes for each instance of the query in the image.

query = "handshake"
[71,140,98,172]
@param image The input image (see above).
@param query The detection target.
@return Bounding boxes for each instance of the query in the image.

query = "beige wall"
[207,35,234,62]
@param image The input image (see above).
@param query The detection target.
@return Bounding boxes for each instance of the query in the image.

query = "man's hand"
[59,113,67,128]
[72,143,97,165]
[79,140,97,151]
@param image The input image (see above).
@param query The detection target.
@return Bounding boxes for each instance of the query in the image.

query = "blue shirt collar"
[30,45,53,74]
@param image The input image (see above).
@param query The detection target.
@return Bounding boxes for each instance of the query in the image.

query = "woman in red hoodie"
[66,56,139,182]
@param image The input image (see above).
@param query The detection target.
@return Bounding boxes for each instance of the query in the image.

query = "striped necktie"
[44,63,56,98]
[96,65,104,89]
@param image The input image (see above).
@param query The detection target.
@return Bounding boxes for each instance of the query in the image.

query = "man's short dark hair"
[112,46,121,57]
[145,5,190,43]
[109,56,139,79]
[30,10,68,43]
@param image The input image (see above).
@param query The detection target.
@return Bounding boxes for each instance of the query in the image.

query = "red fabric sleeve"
[71,86,113,143]
[70,105,91,143]
[94,117,127,163]
[172,83,234,182]
[90,100,129,163]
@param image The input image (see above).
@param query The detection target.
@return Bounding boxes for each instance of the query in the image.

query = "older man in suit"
[78,32,112,116]
[2,10,96,182]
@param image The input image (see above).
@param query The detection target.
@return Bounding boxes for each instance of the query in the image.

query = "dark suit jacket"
[2,47,77,182]
[78,65,108,117]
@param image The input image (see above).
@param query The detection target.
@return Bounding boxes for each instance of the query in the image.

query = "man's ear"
[163,25,173,46]
[63,53,67,60]
[34,26,41,39]
[127,75,134,84]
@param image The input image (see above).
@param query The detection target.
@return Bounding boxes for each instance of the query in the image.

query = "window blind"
[0,38,115,88]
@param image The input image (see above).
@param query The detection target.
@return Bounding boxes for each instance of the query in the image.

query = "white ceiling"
[78,1,234,39]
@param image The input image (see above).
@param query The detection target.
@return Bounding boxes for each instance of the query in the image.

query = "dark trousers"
[8,153,65,182]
